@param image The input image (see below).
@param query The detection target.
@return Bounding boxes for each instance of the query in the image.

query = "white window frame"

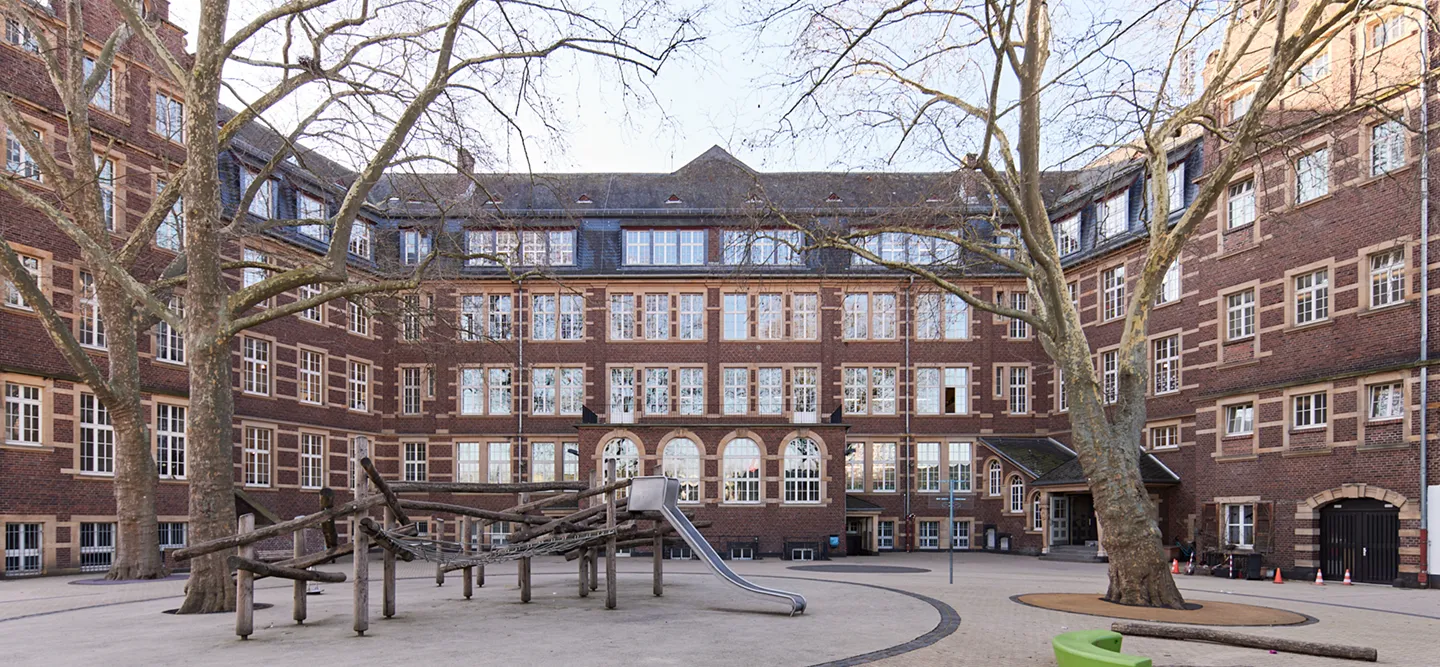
[1227,179,1255,229]
[403,442,428,482]
[1370,249,1405,309]
[1101,265,1126,321]
[155,403,186,480]
[1153,335,1180,395]
[4,382,41,445]
[722,367,748,415]
[243,426,272,487]
[1293,391,1328,430]
[1295,147,1330,203]
[1224,503,1255,548]
[1371,120,1406,176]
[242,337,270,396]
[300,432,324,489]
[1225,403,1254,436]
[610,294,635,341]
[1294,269,1330,326]
[722,293,748,340]
[1368,382,1404,421]
[1226,290,1255,340]
[348,360,370,412]
[679,367,705,416]
[298,349,324,405]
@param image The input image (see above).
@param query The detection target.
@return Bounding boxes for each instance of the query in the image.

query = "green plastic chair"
[1052,630,1151,667]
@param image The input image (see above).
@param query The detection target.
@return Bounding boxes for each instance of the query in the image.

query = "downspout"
[1418,9,1431,588]
[905,276,914,552]
[517,279,526,482]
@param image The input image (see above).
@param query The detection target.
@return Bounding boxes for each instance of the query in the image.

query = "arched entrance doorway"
[1319,498,1399,584]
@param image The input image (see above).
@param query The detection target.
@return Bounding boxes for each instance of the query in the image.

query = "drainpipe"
[517,279,526,482]
[904,276,914,552]
[1418,10,1431,588]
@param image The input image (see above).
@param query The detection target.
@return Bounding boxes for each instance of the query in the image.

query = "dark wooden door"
[1320,499,1399,584]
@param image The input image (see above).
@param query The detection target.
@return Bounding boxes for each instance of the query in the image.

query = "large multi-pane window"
[1227,179,1255,228]
[722,439,762,503]
[155,179,184,251]
[465,229,518,266]
[644,368,670,415]
[5,382,41,445]
[721,229,803,265]
[845,443,864,491]
[1294,269,1329,325]
[1225,403,1254,436]
[916,367,969,415]
[155,404,186,479]
[722,293,747,340]
[532,294,557,341]
[722,367,748,415]
[1226,290,1255,340]
[602,437,640,482]
[756,368,783,415]
[915,292,968,340]
[5,128,40,180]
[1370,249,1404,308]
[609,367,636,420]
[487,295,512,340]
[1098,192,1128,239]
[155,297,185,364]
[1225,504,1254,548]
[841,367,898,415]
[348,299,370,336]
[1156,260,1181,305]
[843,293,896,339]
[1007,292,1029,339]
[783,438,821,503]
[678,293,704,340]
[1371,120,1406,175]
[1009,475,1025,514]
[1296,148,1330,203]
[1100,350,1119,404]
[625,229,705,265]
[78,271,105,348]
[401,367,423,415]
[487,368,512,415]
[916,442,941,492]
[987,460,1003,496]
[662,438,701,502]
[299,350,324,404]
[877,521,894,550]
[678,367,704,415]
[755,293,783,340]
[870,442,897,492]
[530,368,556,415]
[243,426,272,487]
[559,294,585,340]
[1293,391,1328,429]
[456,442,482,483]
[1149,424,1179,450]
[1153,336,1180,395]
[531,442,556,483]
[488,442,511,483]
[5,523,43,575]
[403,442,428,482]
[1368,382,1404,421]
[241,337,270,395]
[349,222,372,258]
[644,294,670,340]
[298,284,323,323]
[949,442,972,491]
[559,368,583,415]
[792,367,818,419]
[348,361,370,412]
[610,294,635,340]
[1008,366,1030,414]
[917,521,939,549]
[3,253,39,309]
[240,169,274,218]
[79,395,114,475]
[792,293,818,340]
[297,193,328,240]
[842,293,868,339]
[399,230,432,265]
[82,56,114,110]
[1101,265,1126,320]
[300,433,324,489]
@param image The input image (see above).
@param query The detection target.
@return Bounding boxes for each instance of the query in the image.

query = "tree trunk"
[176,333,237,613]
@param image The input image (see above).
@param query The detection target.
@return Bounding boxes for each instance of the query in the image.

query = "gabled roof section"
[674,144,755,175]
[1030,453,1181,488]
[978,437,1075,478]
[845,495,885,513]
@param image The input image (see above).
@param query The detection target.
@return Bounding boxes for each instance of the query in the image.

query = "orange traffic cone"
[1343,569,1353,585]
[1313,569,1325,586]
[1273,567,1284,584]
[1171,559,1179,574]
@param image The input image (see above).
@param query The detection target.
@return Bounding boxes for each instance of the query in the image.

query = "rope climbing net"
[383,526,621,567]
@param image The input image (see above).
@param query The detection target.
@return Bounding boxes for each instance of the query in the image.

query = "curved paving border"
[787,565,932,574]
[1008,593,1319,627]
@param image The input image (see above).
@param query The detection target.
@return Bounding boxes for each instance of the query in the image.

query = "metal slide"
[628,475,807,615]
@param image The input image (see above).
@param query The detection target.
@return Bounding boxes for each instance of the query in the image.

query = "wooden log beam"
[357,517,416,562]
[398,499,554,526]
[292,527,307,624]
[562,521,711,561]
[388,480,590,494]
[361,457,410,525]
[230,555,347,583]
[263,524,419,576]
[510,498,630,543]
[173,495,384,562]
[383,508,397,619]
[318,488,339,549]
[1110,622,1378,662]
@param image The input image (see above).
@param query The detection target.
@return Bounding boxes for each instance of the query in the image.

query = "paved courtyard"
[0,552,1434,666]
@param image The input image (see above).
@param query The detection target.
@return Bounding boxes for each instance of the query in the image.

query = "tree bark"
[101,297,163,579]
[1110,622,1378,662]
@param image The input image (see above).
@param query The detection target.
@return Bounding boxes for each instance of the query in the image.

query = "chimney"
[456,147,475,174]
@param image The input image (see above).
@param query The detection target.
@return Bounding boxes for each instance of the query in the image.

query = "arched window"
[1031,491,1043,530]
[602,437,640,483]
[987,460,1002,496]
[783,438,821,503]
[722,438,761,503]
[662,438,701,503]
[1009,475,1024,514]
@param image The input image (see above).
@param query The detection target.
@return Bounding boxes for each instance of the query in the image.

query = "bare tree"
[764,0,1417,607]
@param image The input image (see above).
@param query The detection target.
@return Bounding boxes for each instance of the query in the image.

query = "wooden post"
[605,459,617,610]
[382,507,397,618]
[462,517,474,600]
[578,546,589,597]
[588,470,599,592]
[352,437,370,636]
[434,516,446,586]
[653,528,663,597]
[236,513,255,639]
[519,493,532,603]
[293,522,307,624]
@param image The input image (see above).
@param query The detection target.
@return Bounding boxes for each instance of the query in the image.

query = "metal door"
[1050,496,1070,545]
[1320,499,1399,584]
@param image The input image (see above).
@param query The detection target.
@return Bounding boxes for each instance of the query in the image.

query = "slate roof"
[977,437,1076,478]
[845,495,885,513]
[1030,453,1181,488]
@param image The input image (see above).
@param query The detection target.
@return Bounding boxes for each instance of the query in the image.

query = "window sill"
[1358,161,1413,186]
[1358,300,1414,318]
[1212,453,1258,463]
[1,442,51,452]
[1290,425,1328,433]
[1357,442,1411,453]
[1281,447,1334,458]
[1289,318,1333,333]
[1292,192,1334,211]
[1365,417,1404,425]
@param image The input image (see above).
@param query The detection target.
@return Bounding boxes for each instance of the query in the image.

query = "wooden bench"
[1052,630,1151,667]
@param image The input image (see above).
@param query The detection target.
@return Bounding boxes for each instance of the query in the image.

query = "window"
[155,297,184,364]
[1368,383,1404,421]
[487,295,512,340]
[349,222,372,259]
[756,367,783,415]
[155,180,184,251]
[950,520,969,549]
[1165,164,1187,212]
[488,442,511,483]
[297,284,323,323]
[1056,366,1068,412]
[78,271,105,349]
[242,248,267,288]
[624,229,704,265]
[488,368,512,415]
[1296,148,1330,203]
[678,230,705,265]
[1009,475,1024,513]
[1053,215,1080,254]
[94,157,116,230]
[4,383,40,445]
[1294,269,1329,325]
[348,361,369,412]
[243,426,272,487]
[609,367,636,420]
[6,523,42,575]
[1031,493,1044,531]
[562,443,580,481]
[1225,403,1254,436]
[525,294,557,341]
[1371,121,1406,175]
[755,293,783,340]
[241,337,269,395]
[402,367,423,415]
[1098,192,1128,239]
[79,522,114,572]
[300,433,324,489]
[870,442,897,492]
[678,293,703,340]
[949,442,972,492]
[464,229,516,266]
[1224,504,1254,548]
[82,56,114,110]
[1298,51,1330,85]
[5,128,39,180]
[678,368,704,416]
[527,367,555,415]
[873,294,897,339]
[842,293,868,339]
[1370,249,1405,308]
[644,368,670,415]
[155,404,185,479]
[559,368,583,416]
[400,230,432,265]
[1100,351,1119,405]
[1293,391,1328,429]
[843,368,867,414]
[1007,292,1029,339]
[521,231,548,266]
[722,367,748,415]
[531,442,556,483]
[987,460,1002,496]
[792,367,818,420]
[1153,336,1180,395]
[402,442,427,482]
[845,443,864,491]
[459,296,484,341]
[1008,366,1030,414]
[1156,260,1181,305]
[662,439,701,503]
[792,293,818,340]
[296,194,328,241]
[602,437,640,482]
[918,521,939,549]
[722,293,747,340]
[1150,424,1179,450]
[158,522,187,550]
[5,16,38,53]
[872,368,897,415]
[1226,290,1255,340]
[1227,179,1255,229]
[1101,265,1126,320]
[722,229,803,265]
[456,442,482,483]
[916,367,969,415]
[3,253,38,309]
[298,350,323,405]
[559,294,585,340]
[784,438,821,503]
[240,169,274,218]
[917,442,940,492]
[610,294,635,340]
[156,92,185,142]
[877,521,894,550]
[644,294,669,340]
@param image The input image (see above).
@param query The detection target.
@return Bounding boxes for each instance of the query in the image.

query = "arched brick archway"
[1292,484,1420,584]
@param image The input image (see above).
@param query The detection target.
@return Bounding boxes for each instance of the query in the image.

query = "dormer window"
[576,194,593,205]
[825,193,842,203]
[925,195,945,203]
[664,194,682,205]
[400,229,432,265]
[484,193,503,205]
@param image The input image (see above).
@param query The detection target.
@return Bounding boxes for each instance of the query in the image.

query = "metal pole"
[948,478,955,585]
